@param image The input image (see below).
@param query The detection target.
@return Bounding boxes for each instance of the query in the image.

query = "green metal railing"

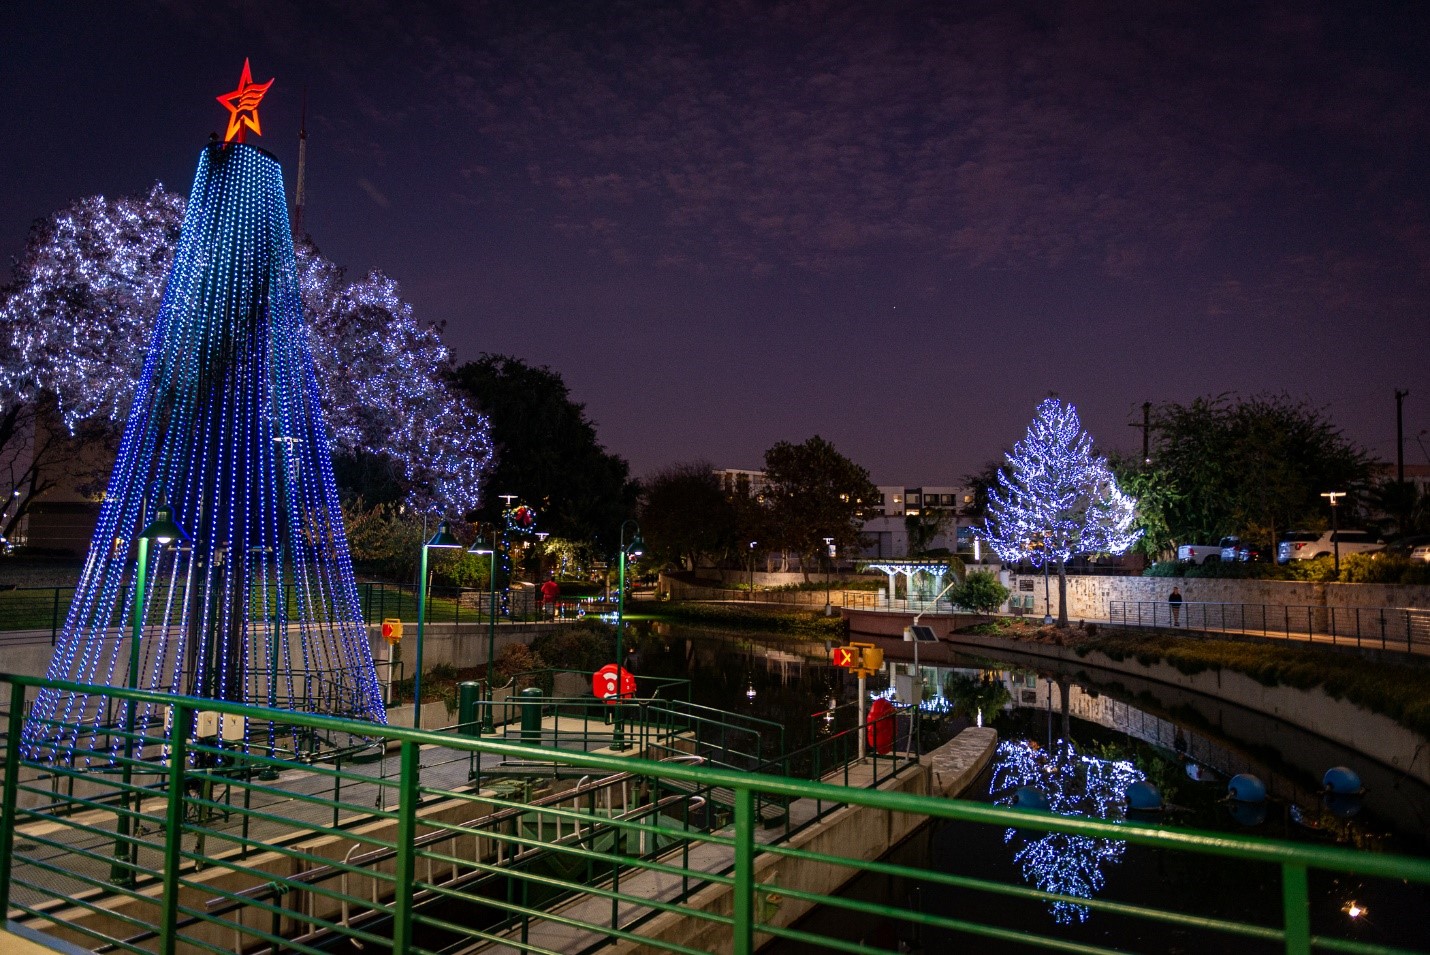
[0,582,568,645]
[3,671,1429,955]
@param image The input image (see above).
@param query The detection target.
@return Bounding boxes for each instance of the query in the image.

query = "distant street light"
[469,532,498,733]
[748,540,758,600]
[413,519,461,729]
[823,537,836,616]
[1322,491,1347,576]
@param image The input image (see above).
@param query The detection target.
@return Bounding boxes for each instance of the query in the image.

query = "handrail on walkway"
[1107,598,1430,655]
[3,671,1429,955]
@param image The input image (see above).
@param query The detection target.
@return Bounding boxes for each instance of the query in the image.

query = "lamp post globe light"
[748,540,757,600]
[111,494,190,886]
[468,532,498,733]
[613,519,643,751]
[413,519,461,729]
[1322,491,1346,576]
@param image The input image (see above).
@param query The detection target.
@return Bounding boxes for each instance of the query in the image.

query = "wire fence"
[1107,599,1430,655]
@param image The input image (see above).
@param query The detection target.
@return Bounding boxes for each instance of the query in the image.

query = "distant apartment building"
[714,468,772,500]
[714,468,977,559]
[862,485,977,558]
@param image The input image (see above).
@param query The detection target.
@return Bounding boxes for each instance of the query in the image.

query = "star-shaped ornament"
[216,58,274,143]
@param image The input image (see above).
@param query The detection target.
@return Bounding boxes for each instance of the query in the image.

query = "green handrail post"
[413,543,430,729]
[392,738,421,955]
[733,786,755,955]
[0,683,28,917]
[160,701,191,955]
[111,528,150,886]
[1281,862,1311,954]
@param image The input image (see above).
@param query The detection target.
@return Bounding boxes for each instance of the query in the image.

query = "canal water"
[624,619,1430,952]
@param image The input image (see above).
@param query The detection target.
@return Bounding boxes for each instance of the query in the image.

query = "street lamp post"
[110,495,188,886]
[613,519,643,751]
[413,519,461,729]
[748,540,757,600]
[469,533,497,733]
[1322,491,1346,576]
[822,537,835,616]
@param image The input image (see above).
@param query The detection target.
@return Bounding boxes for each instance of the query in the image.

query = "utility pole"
[1396,389,1409,484]
[1396,389,1410,535]
[1129,401,1151,465]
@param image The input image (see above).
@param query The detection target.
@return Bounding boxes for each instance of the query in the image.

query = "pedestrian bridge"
[2,672,1427,955]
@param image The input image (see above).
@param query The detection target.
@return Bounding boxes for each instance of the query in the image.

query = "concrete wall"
[946,630,1430,787]
[1003,572,1430,623]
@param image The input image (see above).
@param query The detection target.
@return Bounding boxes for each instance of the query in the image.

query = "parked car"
[1218,537,1264,562]
[1378,535,1430,563]
[1178,537,1240,564]
[1276,529,1382,563]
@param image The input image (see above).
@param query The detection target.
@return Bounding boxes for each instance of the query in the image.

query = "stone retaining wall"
[1004,573,1430,622]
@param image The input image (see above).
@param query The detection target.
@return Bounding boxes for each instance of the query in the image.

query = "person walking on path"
[1168,586,1183,626]
[540,577,560,618]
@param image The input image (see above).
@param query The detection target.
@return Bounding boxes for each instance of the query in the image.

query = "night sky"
[4,1,1428,485]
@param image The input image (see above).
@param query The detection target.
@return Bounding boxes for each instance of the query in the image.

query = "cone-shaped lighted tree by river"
[25,75,386,763]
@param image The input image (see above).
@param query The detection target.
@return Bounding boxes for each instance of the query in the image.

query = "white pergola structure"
[862,559,959,609]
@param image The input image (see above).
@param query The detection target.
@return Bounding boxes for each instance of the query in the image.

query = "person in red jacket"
[540,577,560,618]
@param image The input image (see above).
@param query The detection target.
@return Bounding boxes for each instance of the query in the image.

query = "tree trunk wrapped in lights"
[24,142,391,763]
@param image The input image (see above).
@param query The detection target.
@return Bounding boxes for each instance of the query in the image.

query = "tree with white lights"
[982,399,1140,627]
[0,187,491,534]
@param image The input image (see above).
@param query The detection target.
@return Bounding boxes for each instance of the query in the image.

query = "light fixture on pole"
[1321,491,1347,576]
[613,519,643,751]
[748,540,758,600]
[904,575,957,708]
[823,536,835,616]
[469,533,498,733]
[413,519,461,729]
[111,494,189,886]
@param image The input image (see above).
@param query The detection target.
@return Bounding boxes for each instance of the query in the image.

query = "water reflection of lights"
[990,739,1145,923]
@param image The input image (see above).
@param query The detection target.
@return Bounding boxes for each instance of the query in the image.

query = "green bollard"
[519,686,543,744]
[457,681,482,736]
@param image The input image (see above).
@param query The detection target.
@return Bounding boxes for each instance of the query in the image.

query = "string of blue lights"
[25,142,386,765]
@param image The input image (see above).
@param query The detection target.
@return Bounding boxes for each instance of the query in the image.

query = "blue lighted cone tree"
[24,138,388,763]
[982,399,1141,627]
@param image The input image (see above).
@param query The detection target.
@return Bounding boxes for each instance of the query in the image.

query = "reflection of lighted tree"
[943,672,1012,727]
[991,739,1144,923]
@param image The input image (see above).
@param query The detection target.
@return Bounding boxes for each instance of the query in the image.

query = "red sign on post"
[831,646,858,668]
[592,664,636,703]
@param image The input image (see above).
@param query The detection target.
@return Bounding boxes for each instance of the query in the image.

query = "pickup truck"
[1177,538,1238,564]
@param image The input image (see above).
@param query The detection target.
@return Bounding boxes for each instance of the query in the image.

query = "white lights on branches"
[982,398,1141,567]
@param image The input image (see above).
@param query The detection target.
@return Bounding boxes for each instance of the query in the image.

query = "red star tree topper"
[216,58,274,143]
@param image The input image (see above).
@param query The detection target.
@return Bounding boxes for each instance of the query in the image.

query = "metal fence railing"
[662,579,881,608]
[0,582,576,644]
[4,671,1429,955]
[1107,599,1430,655]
